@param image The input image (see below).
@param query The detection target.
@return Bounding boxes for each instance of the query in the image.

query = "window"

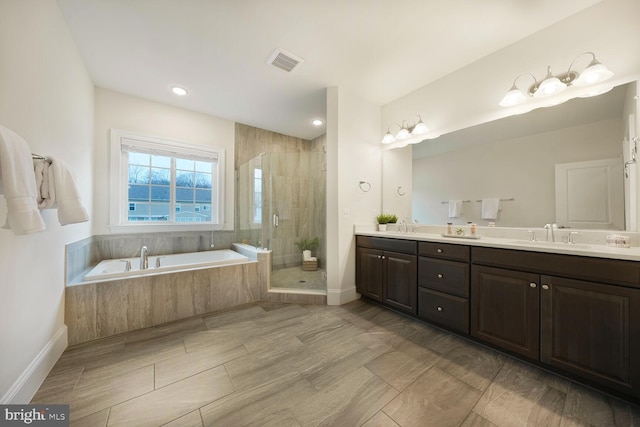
[110,130,225,231]
[253,166,262,224]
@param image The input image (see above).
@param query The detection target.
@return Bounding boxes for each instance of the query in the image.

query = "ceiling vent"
[267,48,304,73]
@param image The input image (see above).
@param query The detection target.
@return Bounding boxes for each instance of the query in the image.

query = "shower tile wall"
[265,150,326,269]
[235,123,326,270]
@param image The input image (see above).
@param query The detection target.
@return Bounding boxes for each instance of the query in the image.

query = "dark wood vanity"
[355,235,640,403]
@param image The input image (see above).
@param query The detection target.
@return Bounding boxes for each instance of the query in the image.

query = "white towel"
[46,157,89,225]
[448,200,462,218]
[34,159,54,208]
[481,198,501,220]
[0,125,46,234]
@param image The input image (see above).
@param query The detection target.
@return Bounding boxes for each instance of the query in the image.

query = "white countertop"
[355,228,640,262]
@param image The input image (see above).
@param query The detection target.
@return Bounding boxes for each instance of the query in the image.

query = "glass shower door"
[264,152,326,291]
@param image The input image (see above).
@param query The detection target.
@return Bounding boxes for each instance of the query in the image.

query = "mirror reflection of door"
[555,158,624,229]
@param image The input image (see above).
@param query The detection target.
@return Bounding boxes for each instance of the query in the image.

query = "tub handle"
[273,214,279,227]
[119,259,131,271]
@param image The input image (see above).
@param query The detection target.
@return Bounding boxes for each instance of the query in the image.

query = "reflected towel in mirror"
[448,200,462,218]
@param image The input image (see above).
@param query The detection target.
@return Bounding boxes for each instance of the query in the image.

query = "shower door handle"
[273,214,279,227]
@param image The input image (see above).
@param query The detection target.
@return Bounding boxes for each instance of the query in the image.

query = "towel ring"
[359,181,371,192]
[397,186,406,196]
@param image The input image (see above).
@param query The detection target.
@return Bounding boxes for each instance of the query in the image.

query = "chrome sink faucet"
[140,246,148,270]
[544,223,558,242]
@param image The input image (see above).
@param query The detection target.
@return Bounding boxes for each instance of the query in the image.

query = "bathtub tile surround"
[34,300,640,425]
[66,261,263,345]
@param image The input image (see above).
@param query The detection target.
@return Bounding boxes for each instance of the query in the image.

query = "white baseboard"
[1,325,68,404]
[327,286,359,305]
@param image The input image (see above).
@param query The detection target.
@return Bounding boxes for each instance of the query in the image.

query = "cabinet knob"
[542,284,550,290]
[437,306,443,312]
[381,256,385,260]
[437,273,443,279]
[437,248,443,253]
[377,255,381,259]
[529,283,537,288]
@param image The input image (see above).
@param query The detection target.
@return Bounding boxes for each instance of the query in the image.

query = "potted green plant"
[376,213,398,231]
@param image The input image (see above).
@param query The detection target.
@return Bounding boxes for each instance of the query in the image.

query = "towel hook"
[397,186,406,196]
[359,181,371,192]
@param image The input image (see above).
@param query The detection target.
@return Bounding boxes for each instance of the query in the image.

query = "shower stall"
[236,150,326,292]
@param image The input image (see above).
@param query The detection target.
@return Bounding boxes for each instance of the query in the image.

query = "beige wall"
[0,0,94,403]
[412,118,623,228]
[93,88,235,235]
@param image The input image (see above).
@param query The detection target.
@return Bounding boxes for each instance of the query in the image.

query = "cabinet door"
[383,252,417,315]
[471,265,540,360]
[356,247,383,302]
[540,275,640,396]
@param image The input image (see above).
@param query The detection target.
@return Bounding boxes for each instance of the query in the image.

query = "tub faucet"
[119,259,131,271]
[140,246,148,270]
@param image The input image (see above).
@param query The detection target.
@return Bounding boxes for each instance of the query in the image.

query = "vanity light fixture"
[499,52,613,107]
[381,115,429,145]
[171,86,188,96]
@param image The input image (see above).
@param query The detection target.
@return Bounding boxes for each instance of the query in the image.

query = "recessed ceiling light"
[312,119,324,126]
[171,86,188,96]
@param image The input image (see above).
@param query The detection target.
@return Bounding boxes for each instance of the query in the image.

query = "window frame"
[109,129,226,233]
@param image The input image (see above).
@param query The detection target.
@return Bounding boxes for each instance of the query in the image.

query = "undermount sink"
[507,240,591,249]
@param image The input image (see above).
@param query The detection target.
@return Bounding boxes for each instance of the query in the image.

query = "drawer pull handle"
[437,274,443,279]
[529,283,537,288]
[542,284,550,290]
[436,248,443,253]
[437,306,443,312]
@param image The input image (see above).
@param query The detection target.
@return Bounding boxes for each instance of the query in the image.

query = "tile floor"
[271,266,326,291]
[32,299,640,426]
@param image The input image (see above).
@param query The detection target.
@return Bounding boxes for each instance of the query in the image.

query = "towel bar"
[474,197,514,202]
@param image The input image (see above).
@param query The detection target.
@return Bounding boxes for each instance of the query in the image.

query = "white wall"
[382,0,640,144]
[326,87,381,305]
[381,0,640,229]
[93,88,235,235]
[0,0,94,403]
[413,118,623,228]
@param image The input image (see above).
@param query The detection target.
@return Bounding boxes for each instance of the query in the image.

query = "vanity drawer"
[418,257,469,297]
[356,236,417,255]
[419,242,470,262]
[418,288,469,334]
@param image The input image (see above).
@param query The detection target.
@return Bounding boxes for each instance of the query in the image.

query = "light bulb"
[573,62,614,86]
[499,87,527,107]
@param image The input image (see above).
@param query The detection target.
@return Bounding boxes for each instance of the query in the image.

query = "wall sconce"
[381,115,429,144]
[499,52,614,107]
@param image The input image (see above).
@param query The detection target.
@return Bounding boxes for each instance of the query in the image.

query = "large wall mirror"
[409,81,638,231]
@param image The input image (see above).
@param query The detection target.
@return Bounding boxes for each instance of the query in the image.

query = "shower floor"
[271,266,326,291]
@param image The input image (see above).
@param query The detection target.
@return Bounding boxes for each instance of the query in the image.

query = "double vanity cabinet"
[355,234,640,402]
